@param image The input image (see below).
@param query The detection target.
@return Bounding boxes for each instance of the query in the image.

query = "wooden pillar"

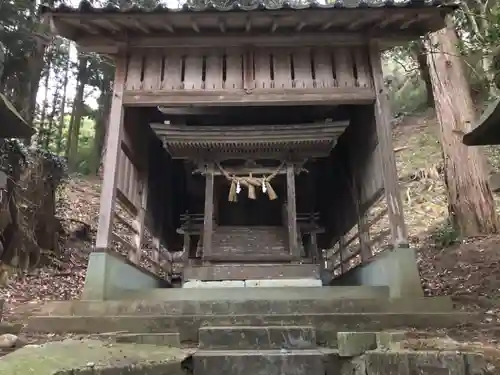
[286,163,299,258]
[95,57,126,249]
[309,232,318,263]
[369,42,409,248]
[130,176,148,264]
[357,214,371,261]
[202,162,215,260]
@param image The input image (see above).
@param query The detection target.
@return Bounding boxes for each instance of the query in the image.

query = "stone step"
[214,226,287,233]
[26,312,473,346]
[43,286,391,307]
[193,349,325,375]
[95,332,180,346]
[203,254,298,262]
[182,279,323,288]
[33,296,453,317]
[198,325,316,350]
[184,263,320,281]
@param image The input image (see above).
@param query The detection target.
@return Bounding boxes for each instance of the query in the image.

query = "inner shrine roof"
[150,121,348,159]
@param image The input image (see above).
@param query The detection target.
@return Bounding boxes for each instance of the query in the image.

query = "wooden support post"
[309,232,318,263]
[130,177,148,264]
[358,214,371,261]
[152,236,160,274]
[184,232,191,258]
[286,163,299,258]
[202,162,215,260]
[95,57,126,249]
[339,235,346,274]
[369,42,408,248]
[349,160,372,261]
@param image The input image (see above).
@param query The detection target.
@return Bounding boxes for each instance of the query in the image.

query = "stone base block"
[81,250,168,300]
[337,332,377,357]
[96,332,181,347]
[183,279,322,288]
[376,330,409,350]
[184,264,320,281]
[183,280,245,288]
[332,247,424,298]
[323,350,488,375]
[193,349,324,375]
[362,351,484,375]
[199,326,316,350]
[245,279,322,287]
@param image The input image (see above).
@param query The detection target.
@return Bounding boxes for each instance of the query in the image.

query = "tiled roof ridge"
[40,0,459,14]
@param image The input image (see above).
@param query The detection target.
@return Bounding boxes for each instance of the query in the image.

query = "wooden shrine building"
[41,0,456,297]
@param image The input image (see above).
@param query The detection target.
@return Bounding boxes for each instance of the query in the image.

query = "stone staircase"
[25,287,479,374]
[194,325,325,375]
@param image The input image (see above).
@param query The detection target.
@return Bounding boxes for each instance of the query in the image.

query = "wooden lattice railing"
[112,144,173,281]
[324,197,391,276]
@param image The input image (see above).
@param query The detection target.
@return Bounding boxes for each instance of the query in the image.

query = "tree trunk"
[427,16,499,235]
[38,55,51,146]
[91,88,112,175]
[67,56,88,171]
[43,87,59,150]
[56,49,70,155]
[411,41,434,108]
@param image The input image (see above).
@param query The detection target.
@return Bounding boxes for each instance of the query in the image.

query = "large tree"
[427,15,499,236]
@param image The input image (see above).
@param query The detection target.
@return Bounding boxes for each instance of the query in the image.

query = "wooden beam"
[95,56,126,249]
[369,41,408,247]
[296,21,307,32]
[286,163,299,258]
[123,88,375,106]
[193,166,307,176]
[75,32,420,51]
[202,162,215,261]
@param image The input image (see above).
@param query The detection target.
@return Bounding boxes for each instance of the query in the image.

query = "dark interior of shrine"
[129,104,377,252]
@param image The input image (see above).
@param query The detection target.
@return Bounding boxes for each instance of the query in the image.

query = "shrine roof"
[40,0,458,49]
[41,0,457,14]
[150,121,348,159]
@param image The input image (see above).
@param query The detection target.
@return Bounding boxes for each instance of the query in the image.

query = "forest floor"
[2,111,500,364]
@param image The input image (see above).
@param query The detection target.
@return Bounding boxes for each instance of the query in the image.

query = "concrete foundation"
[332,247,424,298]
[81,250,168,300]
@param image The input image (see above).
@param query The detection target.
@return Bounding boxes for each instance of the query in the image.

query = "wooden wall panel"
[162,51,182,90]
[183,53,203,90]
[205,52,223,90]
[273,48,292,89]
[335,47,354,87]
[125,54,143,90]
[293,48,312,88]
[117,148,141,212]
[225,51,243,89]
[353,47,372,88]
[254,48,271,89]
[313,49,334,88]
[143,54,162,91]
[124,46,371,93]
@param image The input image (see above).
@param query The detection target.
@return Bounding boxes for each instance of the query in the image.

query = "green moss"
[0,339,190,375]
